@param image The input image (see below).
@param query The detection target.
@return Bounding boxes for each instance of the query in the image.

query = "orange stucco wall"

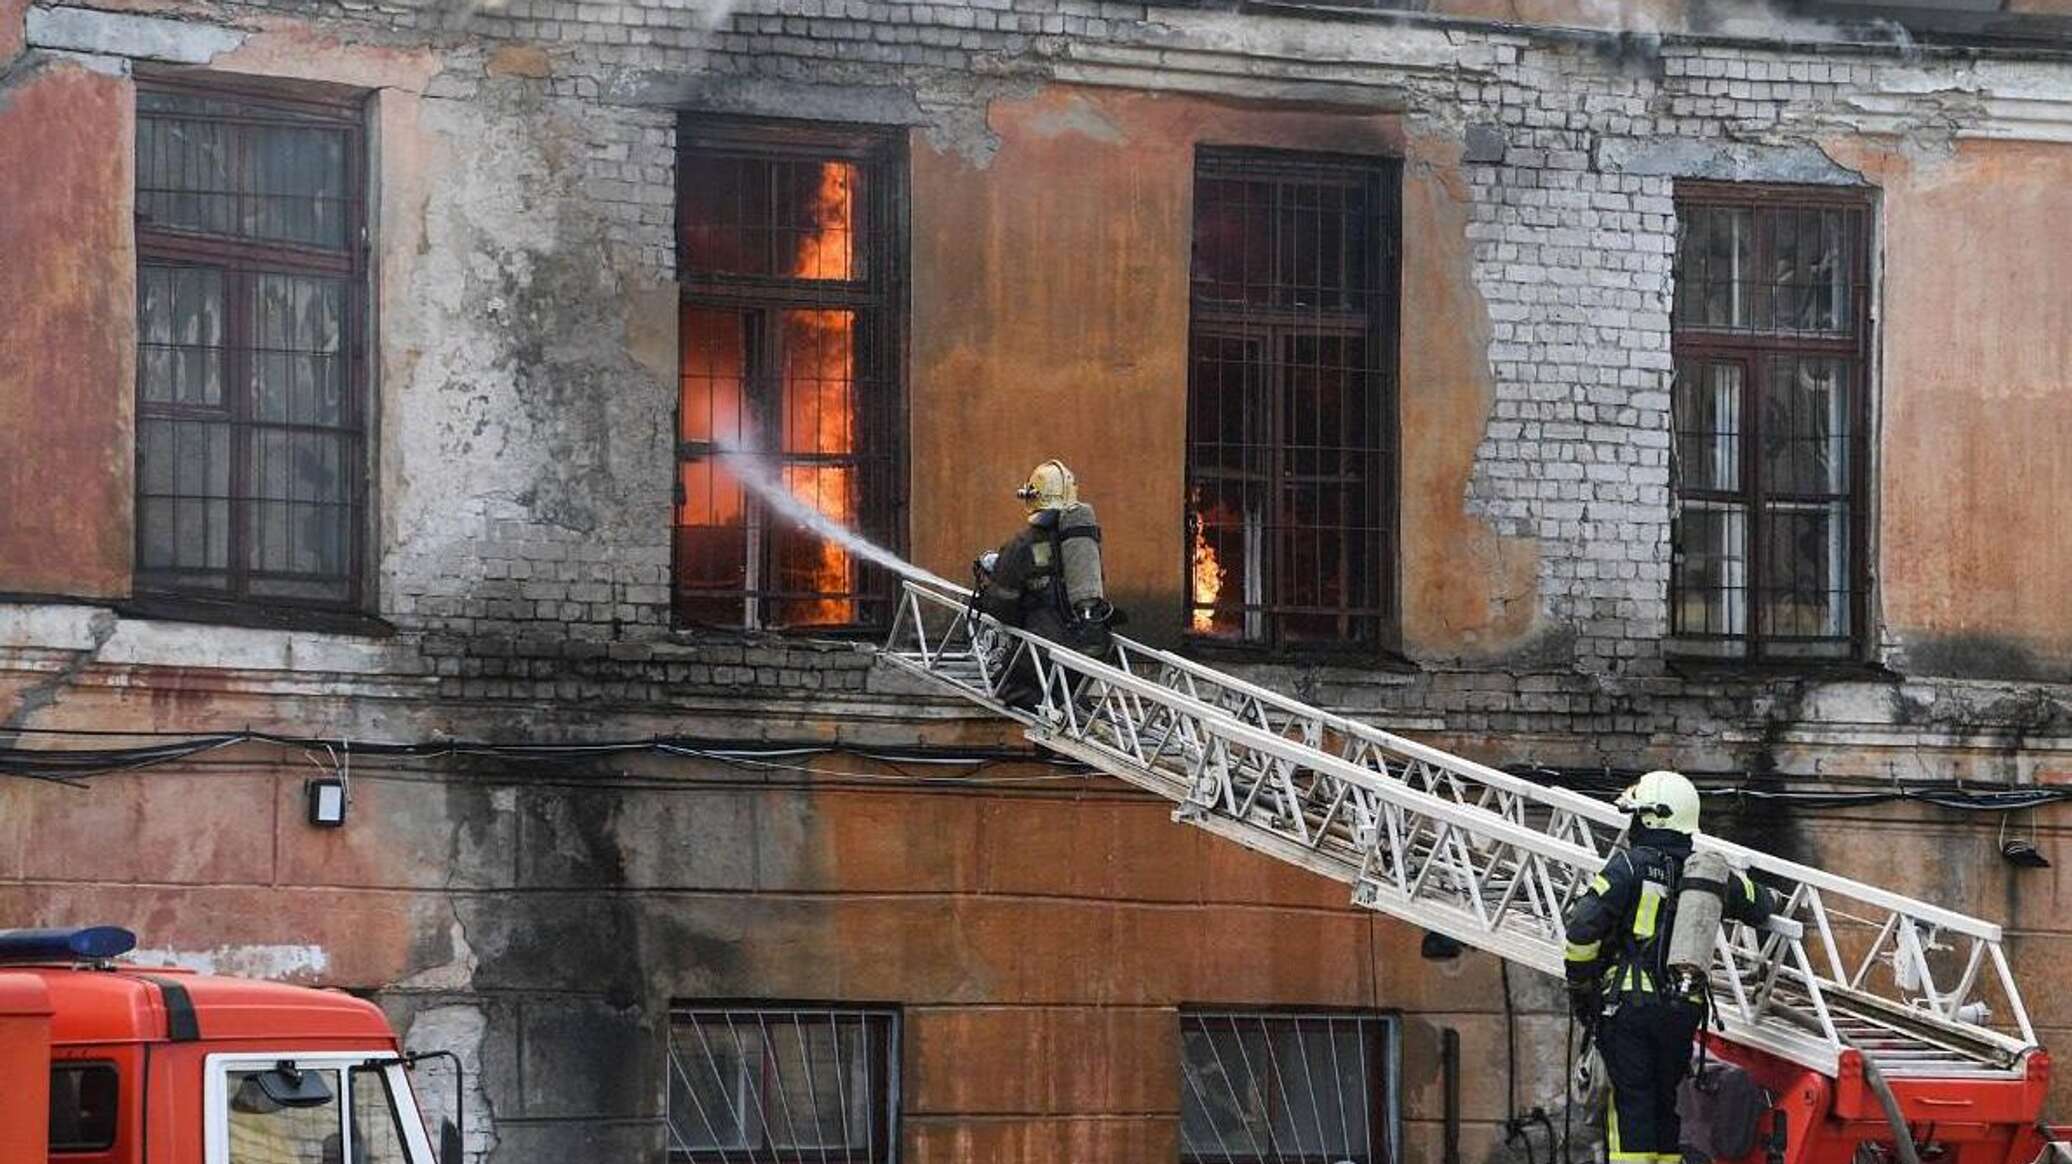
[1825,138,2072,676]
[0,58,134,599]
[909,85,1539,657]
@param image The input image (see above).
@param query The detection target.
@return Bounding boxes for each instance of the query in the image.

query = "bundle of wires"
[1508,764,2072,813]
[0,727,1092,789]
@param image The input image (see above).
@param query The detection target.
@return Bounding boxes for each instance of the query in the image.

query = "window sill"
[117,593,395,639]
[1663,651,1895,683]
[1178,637,1421,674]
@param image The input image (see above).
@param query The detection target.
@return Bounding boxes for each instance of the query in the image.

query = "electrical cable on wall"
[0,728,2065,816]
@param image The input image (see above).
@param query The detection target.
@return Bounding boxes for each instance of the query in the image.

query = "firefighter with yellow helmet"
[974,460,1115,707]
[1562,770,1774,1164]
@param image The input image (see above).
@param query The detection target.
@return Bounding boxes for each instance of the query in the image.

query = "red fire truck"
[0,925,457,1164]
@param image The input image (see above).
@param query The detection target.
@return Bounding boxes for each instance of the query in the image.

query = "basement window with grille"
[1184,149,1400,653]
[674,121,906,632]
[1669,183,1873,663]
[1180,1009,1399,1164]
[666,1005,899,1163]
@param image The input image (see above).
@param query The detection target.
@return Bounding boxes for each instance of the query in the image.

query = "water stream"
[715,445,964,594]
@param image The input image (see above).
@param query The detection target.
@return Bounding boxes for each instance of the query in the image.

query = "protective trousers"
[1598,995,1702,1164]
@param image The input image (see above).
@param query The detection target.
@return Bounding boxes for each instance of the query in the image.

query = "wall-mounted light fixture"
[2001,839,2050,869]
[1999,813,2050,869]
[307,776,348,828]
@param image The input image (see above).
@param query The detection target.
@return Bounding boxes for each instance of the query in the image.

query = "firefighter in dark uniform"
[1563,769,1774,1164]
[974,459,1114,708]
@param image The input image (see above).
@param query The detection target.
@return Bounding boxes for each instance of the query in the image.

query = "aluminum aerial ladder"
[880,578,2061,1164]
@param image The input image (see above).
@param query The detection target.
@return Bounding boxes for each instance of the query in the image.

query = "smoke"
[1694,1,1917,50]
[714,443,963,593]
[1560,0,1919,49]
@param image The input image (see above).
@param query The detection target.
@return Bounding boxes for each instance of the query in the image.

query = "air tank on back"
[1666,851,1732,995]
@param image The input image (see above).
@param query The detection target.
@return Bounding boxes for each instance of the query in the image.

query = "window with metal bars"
[1669,184,1872,662]
[132,74,369,612]
[1179,1009,1398,1164]
[1184,149,1399,652]
[675,121,905,631]
[666,1005,899,1163]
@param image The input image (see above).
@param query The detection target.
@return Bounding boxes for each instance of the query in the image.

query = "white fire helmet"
[1016,459,1079,512]
[1616,769,1701,834]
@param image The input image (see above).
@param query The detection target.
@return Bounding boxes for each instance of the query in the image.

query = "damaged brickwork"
[4,0,2072,1160]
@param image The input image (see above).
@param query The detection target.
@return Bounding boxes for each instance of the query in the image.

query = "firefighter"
[1563,769,1773,1164]
[974,459,1114,708]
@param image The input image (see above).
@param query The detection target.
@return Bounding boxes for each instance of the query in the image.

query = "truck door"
[201,1053,436,1164]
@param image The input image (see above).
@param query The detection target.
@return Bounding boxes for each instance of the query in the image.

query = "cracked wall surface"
[3,0,2072,1160]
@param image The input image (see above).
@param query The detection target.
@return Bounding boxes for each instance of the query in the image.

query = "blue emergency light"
[0,926,137,963]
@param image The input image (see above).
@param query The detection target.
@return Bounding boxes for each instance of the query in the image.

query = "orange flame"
[1190,499,1226,635]
[777,163,859,626]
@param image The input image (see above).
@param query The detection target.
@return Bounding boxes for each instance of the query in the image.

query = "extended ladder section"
[882,579,2040,1085]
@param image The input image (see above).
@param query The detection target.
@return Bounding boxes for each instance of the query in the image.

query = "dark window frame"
[674,118,908,634]
[665,1003,901,1164]
[1183,147,1402,657]
[131,70,373,617]
[1669,181,1874,664]
[1177,1007,1399,1164]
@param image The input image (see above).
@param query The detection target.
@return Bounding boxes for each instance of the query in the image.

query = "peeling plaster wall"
[6,1,2072,1161]
[0,53,133,598]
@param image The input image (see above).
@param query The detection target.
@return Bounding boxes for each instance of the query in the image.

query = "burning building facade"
[5,0,2072,1160]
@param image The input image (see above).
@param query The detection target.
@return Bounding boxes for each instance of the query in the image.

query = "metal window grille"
[1184,150,1399,652]
[1178,1010,1397,1164]
[132,75,369,611]
[1669,184,1873,661]
[675,122,906,632]
[666,1005,900,1163]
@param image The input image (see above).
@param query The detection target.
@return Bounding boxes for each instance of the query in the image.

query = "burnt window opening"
[665,1005,900,1163]
[132,75,370,613]
[1670,185,1873,662]
[1179,1009,1398,1164]
[675,123,905,632]
[1185,150,1400,652]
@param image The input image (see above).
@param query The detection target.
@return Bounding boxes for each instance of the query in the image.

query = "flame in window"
[778,163,859,626]
[1189,493,1226,634]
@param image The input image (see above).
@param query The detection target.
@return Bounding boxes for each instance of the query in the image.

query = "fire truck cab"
[0,926,448,1164]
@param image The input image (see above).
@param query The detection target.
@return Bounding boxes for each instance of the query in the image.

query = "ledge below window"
[1663,651,1896,683]
[115,592,396,639]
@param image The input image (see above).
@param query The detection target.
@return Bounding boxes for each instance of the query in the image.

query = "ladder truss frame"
[882,580,2039,1083]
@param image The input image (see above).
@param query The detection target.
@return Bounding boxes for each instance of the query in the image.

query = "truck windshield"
[221,1065,417,1164]
[227,1068,341,1162]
